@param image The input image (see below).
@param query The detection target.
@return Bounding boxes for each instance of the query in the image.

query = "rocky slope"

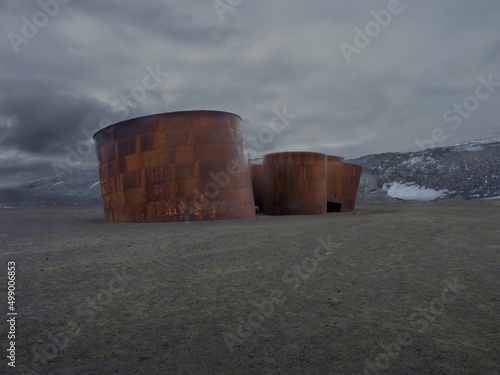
[350,138,500,202]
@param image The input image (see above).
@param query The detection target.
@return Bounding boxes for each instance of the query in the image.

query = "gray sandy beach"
[1,200,499,374]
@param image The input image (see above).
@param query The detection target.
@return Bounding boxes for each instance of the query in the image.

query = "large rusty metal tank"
[326,155,362,212]
[93,111,256,222]
[262,152,327,215]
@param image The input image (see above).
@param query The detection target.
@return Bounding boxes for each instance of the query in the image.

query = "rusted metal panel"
[94,110,256,222]
[264,151,327,166]
[262,152,327,215]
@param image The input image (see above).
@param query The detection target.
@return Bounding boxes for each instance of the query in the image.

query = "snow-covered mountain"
[1,138,499,208]
[0,170,101,208]
[350,138,500,202]
[19,170,101,197]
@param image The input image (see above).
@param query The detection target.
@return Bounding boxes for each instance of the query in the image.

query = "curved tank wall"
[262,152,327,215]
[93,111,256,222]
[326,155,362,212]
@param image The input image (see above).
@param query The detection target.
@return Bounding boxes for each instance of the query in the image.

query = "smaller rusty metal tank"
[262,152,327,215]
[326,155,362,212]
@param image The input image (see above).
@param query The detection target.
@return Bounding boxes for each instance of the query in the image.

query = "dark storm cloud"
[0,78,105,153]
[66,0,244,49]
[0,0,499,186]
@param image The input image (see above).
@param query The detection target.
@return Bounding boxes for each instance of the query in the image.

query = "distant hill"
[19,170,101,196]
[1,138,499,208]
[0,170,101,208]
[349,138,500,203]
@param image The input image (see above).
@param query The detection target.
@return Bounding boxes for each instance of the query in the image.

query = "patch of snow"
[451,138,500,151]
[482,196,500,200]
[53,181,65,186]
[464,146,484,152]
[472,138,500,144]
[383,182,454,201]
[402,157,423,166]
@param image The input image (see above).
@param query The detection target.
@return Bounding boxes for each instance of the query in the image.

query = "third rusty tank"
[262,152,328,215]
[253,152,362,215]
[326,155,362,212]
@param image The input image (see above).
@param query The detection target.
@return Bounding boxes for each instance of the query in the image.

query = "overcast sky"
[0,0,499,186]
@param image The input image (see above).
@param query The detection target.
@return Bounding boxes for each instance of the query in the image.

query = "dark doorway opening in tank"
[327,202,342,212]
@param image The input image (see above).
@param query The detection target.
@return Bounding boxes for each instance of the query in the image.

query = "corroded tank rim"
[93,110,242,139]
[263,151,327,158]
[327,155,345,163]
